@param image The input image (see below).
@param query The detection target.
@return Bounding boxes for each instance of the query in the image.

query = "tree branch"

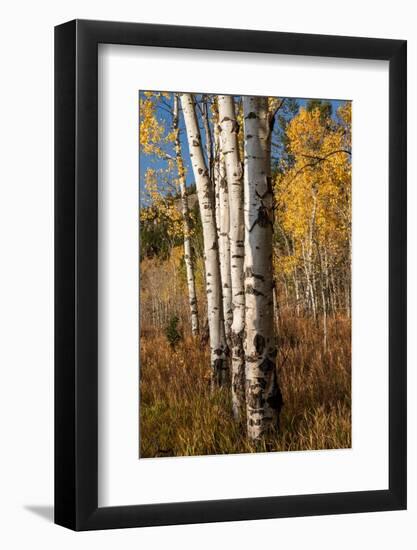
[287,149,351,184]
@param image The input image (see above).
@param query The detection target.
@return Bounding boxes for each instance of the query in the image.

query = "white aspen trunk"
[173,95,199,336]
[214,122,233,345]
[329,265,337,317]
[318,246,328,353]
[213,131,221,237]
[180,93,228,386]
[321,285,327,352]
[273,282,280,328]
[302,188,318,323]
[307,192,318,321]
[218,95,246,420]
[302,241,316,320]
[293,269,300,317]
[323,246,335,316]
[201,96,213,179]
[346,234,352,318]
[243,96,282,440]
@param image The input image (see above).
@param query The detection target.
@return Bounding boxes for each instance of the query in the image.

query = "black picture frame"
[55,19,407,531]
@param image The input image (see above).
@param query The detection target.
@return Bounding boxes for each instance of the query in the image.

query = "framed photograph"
[55,19,406,530]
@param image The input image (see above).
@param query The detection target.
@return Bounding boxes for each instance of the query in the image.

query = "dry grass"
[139,314,351,458]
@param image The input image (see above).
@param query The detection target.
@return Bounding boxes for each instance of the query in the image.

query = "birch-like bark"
[201,95,213,179]
[213,130,221,238]
[218,95,246,420]
[180,93,228,386]
[305,191,318,320]
[317,245,327,353]
[172,95,199,335]
[243,96,283,440]
[214,122,233,344]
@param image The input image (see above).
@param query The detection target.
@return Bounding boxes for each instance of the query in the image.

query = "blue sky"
[139,92,346,205]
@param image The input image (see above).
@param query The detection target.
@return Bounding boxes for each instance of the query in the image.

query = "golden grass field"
[139,314,351,458]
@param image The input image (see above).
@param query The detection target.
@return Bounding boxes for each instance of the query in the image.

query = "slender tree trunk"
[302,187,318,322]
[293,269,300,317]
[317,245,328,353]
[302,240,316,319]
[346,234,352,318]
[214,122,233,345]
[308,192,318,320]
[272,282,280,328]
[180,93,228,386]
[173,95,199,336]
[283,276,289,309]
[218,95,246,420]
[201,95,213,180]
[243,96,282,440]
[330,265,338,316]
[213,123,220,239]
[323,247,335,317]
[345,278,351,318]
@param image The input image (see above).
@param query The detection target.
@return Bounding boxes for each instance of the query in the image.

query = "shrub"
[165,315,182,348]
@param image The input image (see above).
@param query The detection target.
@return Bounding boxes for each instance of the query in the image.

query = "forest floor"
[139,314,351,458]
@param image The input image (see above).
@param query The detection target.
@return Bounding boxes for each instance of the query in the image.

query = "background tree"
[172,94,199,335]
[213,108,233,344]
[273,102,351,346]
[180,93,228,386]
[218,95,246,421]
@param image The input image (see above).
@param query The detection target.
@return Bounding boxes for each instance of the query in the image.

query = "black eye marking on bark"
[268,347,278,359]
[245,266,265,281]
[246,285,264,296]
[267,385,284,412]
[198,167,209,177]
[247,391,265,411]
[245,112,258,119]
[254,334,265,354]
[192,139,200,147]
[248,202,272,232]
[258,357,275,374]
[255,186,272,200]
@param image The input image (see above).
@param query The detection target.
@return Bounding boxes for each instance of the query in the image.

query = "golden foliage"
[139,96,166,156]
[275,104,351,264]
[140,168,185,239]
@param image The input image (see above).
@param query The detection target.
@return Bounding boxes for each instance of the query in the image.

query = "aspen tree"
[172,94,199,335]
[213,120,233,344]
[218,95,246,420]
[243,96,283,440]
[180,93,228,386]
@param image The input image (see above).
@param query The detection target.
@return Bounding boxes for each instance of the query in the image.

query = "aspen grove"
[139,91,352,456]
